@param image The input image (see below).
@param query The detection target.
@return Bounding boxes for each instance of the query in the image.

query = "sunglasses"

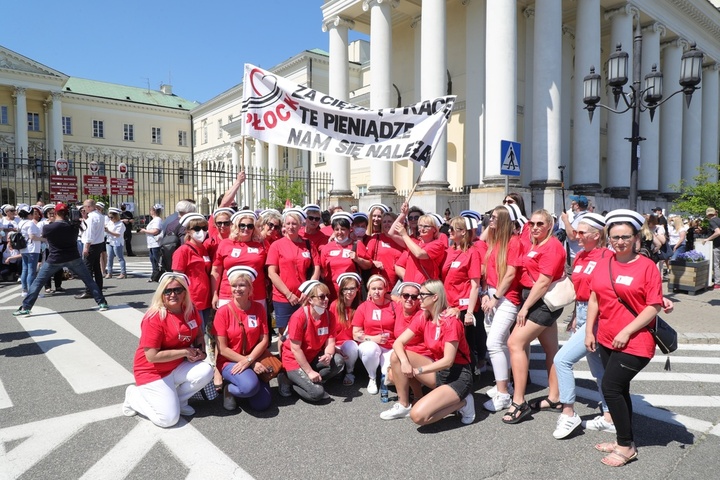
[237,223,255,230]
[216,221,232,227]
[407,215,420,221]
[267,223,280,230]
[163,287,185,296]
[528,221,546,227]
[610,235,634,242]
[312,294,329,300]
[576,231,590,237]
[418,292,434,298]
[191,226,208,232]
[401,293,420,301]
[503,199,515,205]
[307,216,321,222]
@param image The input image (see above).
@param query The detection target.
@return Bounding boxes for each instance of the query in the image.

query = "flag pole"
[404,163,427,204]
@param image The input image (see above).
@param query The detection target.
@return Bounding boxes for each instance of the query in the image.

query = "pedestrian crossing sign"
[500,140,521,177]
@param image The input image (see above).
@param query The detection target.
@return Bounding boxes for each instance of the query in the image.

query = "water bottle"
[380,374,389,403]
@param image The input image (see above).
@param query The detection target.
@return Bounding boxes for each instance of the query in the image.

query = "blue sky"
[3,0,367,103]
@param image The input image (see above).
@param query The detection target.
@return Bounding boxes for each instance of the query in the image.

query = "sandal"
[594,442,618,453]
[529,396,562,412]
[342,373,355,386]
[601,449,638,467]
[502,401,532,424]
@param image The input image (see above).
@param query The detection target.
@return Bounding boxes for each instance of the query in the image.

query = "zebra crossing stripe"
[529,353,720,365]
[0,285,22,304]
[99,304,144,338]
[0,379,12,410]
[572,370,720,383]
[4,306,134,394]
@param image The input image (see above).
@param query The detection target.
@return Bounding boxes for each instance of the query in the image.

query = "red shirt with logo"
[393,301,431,357]
[519,237,566,288]
[171,242,212,310]
[442,246,482,311]
[267,237,319,302]
[403,237,447,284]
[281,306,337,371]
[213,238,268,301]
[485,235,524,305]
[212,301,268,372]
[366,233,405,288]
[352,299,397,349]
[572,247,610,302]
[330,300,356,346]
[407,312,471,364]
[320,241,369,296]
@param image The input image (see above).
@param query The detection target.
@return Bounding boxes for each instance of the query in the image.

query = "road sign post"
[500,140,521,195]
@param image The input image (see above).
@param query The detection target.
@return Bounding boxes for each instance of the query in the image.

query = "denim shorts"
[521,289,563,327]
[436,363,473,399]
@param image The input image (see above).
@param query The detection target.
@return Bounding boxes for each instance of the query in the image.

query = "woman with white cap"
[172,213,212,321]
[390,202,447,284]
[300,204,329,252]
[104,207,127,279]
[368,203,390,237]
[331,272,362,385]
[279,279,344,402]
[213,266,272,412]
[204,207,235,261]
[585,209,663,467]
[366,210,404,289]
[319,212,371,301]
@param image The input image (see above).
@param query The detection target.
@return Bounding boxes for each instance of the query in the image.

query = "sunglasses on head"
[191,226,208,232]
[237,223,255,230]
[401,293,419,301]
[163,287,185,296]
[216,221,232,227]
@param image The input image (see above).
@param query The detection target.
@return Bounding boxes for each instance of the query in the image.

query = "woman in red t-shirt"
[389,281,429,400]
[279,280,344,402]
[366,212,405,288]
[331,272,362,386]
[390,202,447,284]
[213,266,272,412]
[319,212,371,300]
[172,214,213,324]
[502,209,566,425]
[204,208,234,262]
[352,275,397,395]
[123,273,213,428]
[585,209,663,467]
[381,280,475,425]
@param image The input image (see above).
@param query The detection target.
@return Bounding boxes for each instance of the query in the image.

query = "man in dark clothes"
[120,203,135,256]
[13,202,108,316]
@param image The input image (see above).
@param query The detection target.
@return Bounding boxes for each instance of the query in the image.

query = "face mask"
[354,227,366,237]
[336,236,351,245]
[313,305,326,315]
[192,230,206,242]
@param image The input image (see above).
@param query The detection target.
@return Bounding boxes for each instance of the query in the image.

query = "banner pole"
[405,164,427,204]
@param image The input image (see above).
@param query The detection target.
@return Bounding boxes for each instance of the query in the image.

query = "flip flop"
[502,402,532,424]
[594,442,618,453]
[529,396,562,412]
[601,449,638,467]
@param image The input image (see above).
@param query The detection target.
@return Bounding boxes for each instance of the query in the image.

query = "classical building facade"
[0,46,197,215]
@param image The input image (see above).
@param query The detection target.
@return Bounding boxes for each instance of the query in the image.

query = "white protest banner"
[241,64,455,166]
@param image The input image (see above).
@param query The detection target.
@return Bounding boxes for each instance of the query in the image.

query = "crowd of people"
[4,183,719,468]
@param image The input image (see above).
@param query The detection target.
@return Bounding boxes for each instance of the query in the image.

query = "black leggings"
[599,344,650,447]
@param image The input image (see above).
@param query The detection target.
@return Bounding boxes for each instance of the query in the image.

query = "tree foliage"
[257,174,307,210]
[671,164,720,217]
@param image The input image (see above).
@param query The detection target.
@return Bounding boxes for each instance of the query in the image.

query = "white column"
[604,6,636,192]
[638,23,665,194]
[464,1,485,186]
[418,0,449,189]
[255,139,267,170]
[682,57,703,187]
[701,64,719,183]
[530,0,562,187]
[658,40,685,194]
[485,0,517,183]
[364,0,397,194]
[323,15,354,196]
[268,143,279,171]
[12,87,28,162]
[522,7,535,188]
[49,92,64,159]
[571,0,601,189]
[561,26,574,182]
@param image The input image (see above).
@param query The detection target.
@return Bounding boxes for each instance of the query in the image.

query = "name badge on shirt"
[247,247,259,254]
[231,248,241,258]
[615,275,634,286]
[203,255,211,262]
[451,261,461,269]
[527,251,538,258]
[434,326,441,340]
[329,250,340,257]
[301,251,311,258]
[187,320,198,329]
[583,261,597,275]
[573,265,582,273]
[342,250,352,258]
[248,315,258,328]
[318,326,329,336]
[459,298,469,306]
[372,310,382,321]
[381,242,390,248]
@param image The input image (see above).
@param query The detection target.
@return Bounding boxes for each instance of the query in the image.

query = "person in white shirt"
[140,204,164,282]
[17,205,43,296]
[105,207,127,279]
[75,199,107,299]
[96,201,109,277]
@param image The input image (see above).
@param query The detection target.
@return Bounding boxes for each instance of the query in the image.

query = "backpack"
[159,223,182,273]
[8,230,27,250]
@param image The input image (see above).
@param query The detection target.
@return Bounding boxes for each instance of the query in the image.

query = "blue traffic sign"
[500,140,521,177]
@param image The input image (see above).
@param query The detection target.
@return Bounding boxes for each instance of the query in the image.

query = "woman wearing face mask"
[320,212,371,301]
[171,214,213,327]
[210,210,267,311]
[279,280,345,401]
[366,211,404,289]
[351,212,371,245]
[352,275,396,396]
[331,272,362,386]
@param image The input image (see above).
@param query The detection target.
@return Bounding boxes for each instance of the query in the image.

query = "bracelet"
[492,293,500,300]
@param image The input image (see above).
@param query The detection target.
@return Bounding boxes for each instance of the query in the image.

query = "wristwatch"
[417,366,423,374]
[246,356,253,364]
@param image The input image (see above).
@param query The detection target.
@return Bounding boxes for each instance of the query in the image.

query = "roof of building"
[63,77,199,111]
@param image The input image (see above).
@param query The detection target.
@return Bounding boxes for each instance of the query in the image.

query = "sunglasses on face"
[216,221,232,227]
[267,223,280,230]
[610,235,634,242]
[418,292,434,298]
[401,293,419,301]
[449,227,465,232]
[503,199,515,205]
[163,287,185,296]
[312,294,329,301]
[528,221,546,228]
[576,230,590,237]
[191,226,208,232]
[237,223,255,230]
[407,215,420,221]
[307,216,321,222]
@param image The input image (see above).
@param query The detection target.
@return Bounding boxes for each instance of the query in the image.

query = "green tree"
[257,174,307,210]
[671,164,720,217]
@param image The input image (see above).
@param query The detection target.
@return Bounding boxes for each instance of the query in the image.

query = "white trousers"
[485,287,519,383]
[339,340,359,374]
[357,341,392,379]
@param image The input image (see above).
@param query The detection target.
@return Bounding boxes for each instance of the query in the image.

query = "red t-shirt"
[519,237,566,288]
[441,246,481,311]
[352,299,397,349]
[213,238,267,301]
[393,301,431,357]
[171,242,212,310]
[133,310,201,386]
[591,255,663,358]
[266,237,319,302]
[211,301,268,372]
[300,227,330,253]
[366,233,405,288]
[572,247,610,302]
[407,312,471,364]
[485,235,524,305]
[320,224,334,236]
[330,300,356,346]
[320,241,369,295]
[403,237,447,284]
[281,306,337,371]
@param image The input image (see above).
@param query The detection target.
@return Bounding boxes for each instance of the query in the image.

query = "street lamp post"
[582,19,704,211]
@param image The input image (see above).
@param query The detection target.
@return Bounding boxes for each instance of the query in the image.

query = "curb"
[678,333,720,345]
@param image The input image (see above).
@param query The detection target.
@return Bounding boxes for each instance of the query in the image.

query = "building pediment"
[0,45,68,80]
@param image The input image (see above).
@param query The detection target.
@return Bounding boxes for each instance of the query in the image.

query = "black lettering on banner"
[292,85,308,99]
[288,129,332,151]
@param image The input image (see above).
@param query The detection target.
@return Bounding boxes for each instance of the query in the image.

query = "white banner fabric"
[241,64,455,166]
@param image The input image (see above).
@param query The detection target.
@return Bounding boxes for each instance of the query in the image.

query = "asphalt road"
[1,259,719,480]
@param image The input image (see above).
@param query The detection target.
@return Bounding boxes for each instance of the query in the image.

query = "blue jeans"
[106,244,126,275]
[149,247,161,280]
[22,257,106,310]
[554,301,608,411]
[20,253,40,291]
[221,364,272,411]
[670,242,686,261]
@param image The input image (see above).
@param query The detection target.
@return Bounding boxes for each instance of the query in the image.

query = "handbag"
[191,380,219,401]
[527,268,576,312]
[256,349,283,383]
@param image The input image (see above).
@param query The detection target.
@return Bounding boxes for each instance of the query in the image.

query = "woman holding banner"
[390,202,446,284]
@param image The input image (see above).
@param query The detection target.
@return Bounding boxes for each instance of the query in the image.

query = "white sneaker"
[553,412,582,439]
[122,386,136,417]
[179,404,195,416]
[380,402,412,420]
[223,385,237,411]
[582,415,617,433]
[458,394,476,424]
[483,393,512,412]
[367,378,379,395]
[486,382,513,398]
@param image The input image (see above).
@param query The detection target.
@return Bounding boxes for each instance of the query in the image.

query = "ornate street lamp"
[582,20,703,211]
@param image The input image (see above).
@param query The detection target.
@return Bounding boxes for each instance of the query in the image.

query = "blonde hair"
[230,214,255,242]
[302,282,330,306]
[530,209,554,245]
[227,272,255,301]
[485,206,513,283]
[147,273,195,322]
[449,216,474,251]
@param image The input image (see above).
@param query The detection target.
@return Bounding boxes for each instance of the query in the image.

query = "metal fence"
[0,147,334,223]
